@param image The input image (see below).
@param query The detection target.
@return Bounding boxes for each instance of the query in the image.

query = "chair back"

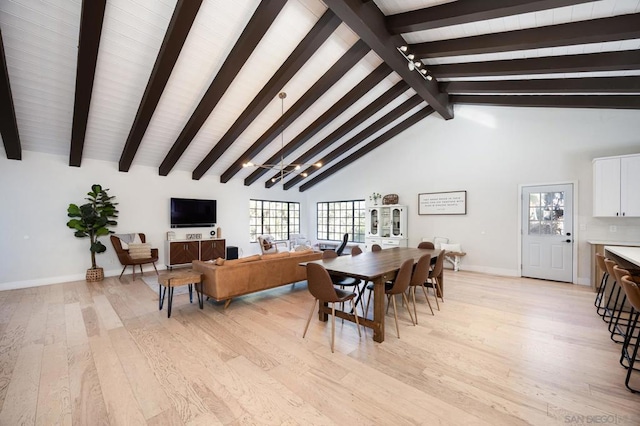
[351,246,363,255]
[620,275,640,311]
[306,263,343,303]
[410,254,431,287]
[110,233,147,257]
[387,259,414,295]
[417,241,434,249]
[613,264,631,284]
[604,258,617,277]
[371,244,382,252]
[257,235,278,254]
[595,252,608,272]
[430,250,445,278]
[323,249,338,259]
[336,233,349,256]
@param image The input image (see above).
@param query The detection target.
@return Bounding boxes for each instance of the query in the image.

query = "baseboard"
[0,264,165,291]
[458,264,520,277]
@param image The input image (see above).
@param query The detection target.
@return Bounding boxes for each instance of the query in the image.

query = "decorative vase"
[86,267,104,282]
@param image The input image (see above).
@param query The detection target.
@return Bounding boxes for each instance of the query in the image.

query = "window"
[249,199,300,242]
[317,200,366,243]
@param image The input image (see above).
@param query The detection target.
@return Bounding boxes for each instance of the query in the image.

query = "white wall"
[303,105,640,284]
[0,151,307,289]
[2,105,639,290]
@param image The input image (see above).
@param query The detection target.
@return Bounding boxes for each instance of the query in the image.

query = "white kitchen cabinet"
[593,154,640,217]
[365,205,408,251]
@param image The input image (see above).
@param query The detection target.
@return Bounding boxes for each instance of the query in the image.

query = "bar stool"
[611,265,633,344]
[619,275,640,393]
[602,259,628,343]
[594,253,610,316]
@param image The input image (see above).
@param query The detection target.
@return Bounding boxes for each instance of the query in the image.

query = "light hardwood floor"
[0,270,638,425]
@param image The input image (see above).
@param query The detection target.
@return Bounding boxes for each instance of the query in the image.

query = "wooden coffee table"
[158,270,203,318]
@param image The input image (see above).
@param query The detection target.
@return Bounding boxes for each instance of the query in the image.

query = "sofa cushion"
[128,243,151,259]
[224,254,261,266]
[214,257,225,266]
[260,252,290,260]
[289,248,314,257]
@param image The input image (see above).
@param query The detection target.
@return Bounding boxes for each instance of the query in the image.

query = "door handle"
[565,239,572,243]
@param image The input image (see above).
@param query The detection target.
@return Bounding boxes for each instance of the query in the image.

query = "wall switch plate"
[609,225,617,232]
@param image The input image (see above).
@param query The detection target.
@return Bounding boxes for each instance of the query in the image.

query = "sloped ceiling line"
[443,76,640,94]
[410,13,640,59]
[385,0,594,34]
[299,105,435,191]
[158,0,288,176]
[266,79,409,188]
[244,62,392,186]
[0,29,21,160]
[192,9,342,180]
[430,50,640,78]
[284,94,423,190]
[452,94,640,109]
[220,39,371,183]
[323,0,453,119]
[118,0,204,172]
[69,0,107,167]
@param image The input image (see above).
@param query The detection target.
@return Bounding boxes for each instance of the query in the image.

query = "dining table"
[301,247,441,343]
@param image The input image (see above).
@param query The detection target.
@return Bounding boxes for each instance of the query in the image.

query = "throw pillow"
[261,239,272,251]
[440,243,461,253]
[214,257,225,266]
[128,243,151,259]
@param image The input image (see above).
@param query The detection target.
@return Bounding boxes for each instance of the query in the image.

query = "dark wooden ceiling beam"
[243,63,392,186]
[265,80,409,188]
[119,0,203,172]
[0,29,21,160]
[451,94,640,109]
[299,106,434,191]
[443,77,640,94]
[220,40,371,183]
[386,0,592,34]
[284,94,423,189]
[410,13,640,58]
[429,50,640,78]
[69,0,107,167]
[192,10,342,180]
[159,0,288,176]
[323,0,452,119]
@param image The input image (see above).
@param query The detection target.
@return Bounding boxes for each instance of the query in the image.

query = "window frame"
[316,199,366,243]
[249,199,300,242]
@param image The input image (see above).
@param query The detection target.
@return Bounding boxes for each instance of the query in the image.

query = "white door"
[521,184,573,282]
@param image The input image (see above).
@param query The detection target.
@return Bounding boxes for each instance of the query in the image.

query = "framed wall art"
[418,191,467,215]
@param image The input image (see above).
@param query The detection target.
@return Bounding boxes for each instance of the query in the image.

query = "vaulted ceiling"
[1,0,639,191]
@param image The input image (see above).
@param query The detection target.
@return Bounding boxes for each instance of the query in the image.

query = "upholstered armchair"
[257,235,288,254]
[110,233,159,281]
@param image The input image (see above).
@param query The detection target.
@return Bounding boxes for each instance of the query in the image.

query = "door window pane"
[528,191,565,236]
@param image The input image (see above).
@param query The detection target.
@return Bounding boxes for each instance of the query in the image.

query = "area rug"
[141,274,190,296]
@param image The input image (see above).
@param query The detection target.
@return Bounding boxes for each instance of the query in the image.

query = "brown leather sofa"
[192,249,322,308]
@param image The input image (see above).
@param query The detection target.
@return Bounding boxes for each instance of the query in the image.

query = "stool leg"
[625,315,640,394]
[168,287,174,318]
[188,284,193,303]
[620,309,639,369]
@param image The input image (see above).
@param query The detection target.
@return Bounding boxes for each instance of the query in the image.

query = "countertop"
[587,240,640,246]
[604,246,640,268]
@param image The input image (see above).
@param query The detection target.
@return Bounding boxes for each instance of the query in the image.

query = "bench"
[443,251,466,271]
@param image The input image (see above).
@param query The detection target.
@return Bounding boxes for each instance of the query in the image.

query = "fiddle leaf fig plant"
[67,184,118,269]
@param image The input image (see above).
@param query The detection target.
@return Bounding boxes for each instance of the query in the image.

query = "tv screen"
[170,198,217,228]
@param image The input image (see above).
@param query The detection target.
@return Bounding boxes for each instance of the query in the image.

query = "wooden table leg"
[318,301,329,322]
[373,276,385,343]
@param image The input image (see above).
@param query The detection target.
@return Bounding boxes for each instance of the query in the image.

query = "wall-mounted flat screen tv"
[170,198,217,228]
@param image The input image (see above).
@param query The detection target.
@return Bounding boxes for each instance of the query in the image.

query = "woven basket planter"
[86,267,104,282]
[382,194,399,205]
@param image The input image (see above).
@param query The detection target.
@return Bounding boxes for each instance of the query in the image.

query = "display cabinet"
[365,205,408,251]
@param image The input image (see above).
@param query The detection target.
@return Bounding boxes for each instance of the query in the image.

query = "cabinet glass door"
[392,208,401,236]
[370,209,378,235]
[381,207,390,237]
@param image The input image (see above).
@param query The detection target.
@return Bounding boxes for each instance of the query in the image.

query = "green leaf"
[91,241,106,253]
